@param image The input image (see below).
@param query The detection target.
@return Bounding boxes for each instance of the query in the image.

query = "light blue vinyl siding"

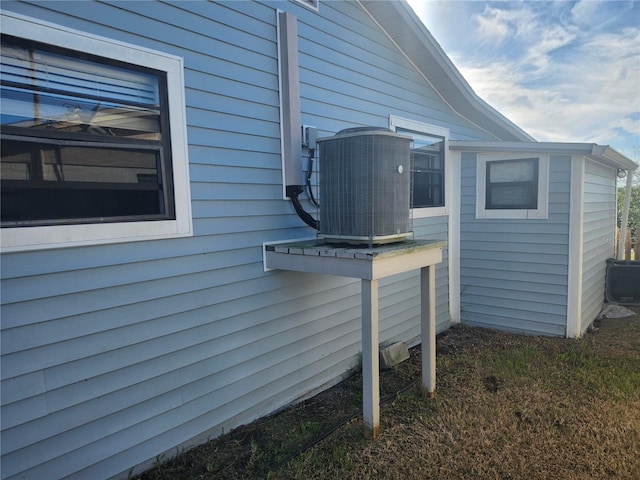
[459,153,571,336]
[580,159,616,333]
[379,216,452,344]
[0,1,491,479]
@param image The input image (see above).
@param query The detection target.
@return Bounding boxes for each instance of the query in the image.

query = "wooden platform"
[264,239,445,279]
[263,238,445,439]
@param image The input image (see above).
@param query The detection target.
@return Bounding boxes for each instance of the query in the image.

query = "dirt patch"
[134,306,640,480]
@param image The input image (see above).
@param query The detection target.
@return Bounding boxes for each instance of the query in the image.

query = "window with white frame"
[389,116,449,218]
[0,13,192,251]
[486,158,539,209]
[476,153,549,219]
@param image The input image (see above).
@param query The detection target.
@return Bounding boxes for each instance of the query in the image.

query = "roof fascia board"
[590,145,638,171]
[451,140,638,170]
[451,140,592,153]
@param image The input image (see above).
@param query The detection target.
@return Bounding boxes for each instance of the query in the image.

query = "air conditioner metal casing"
[317,127,412,245]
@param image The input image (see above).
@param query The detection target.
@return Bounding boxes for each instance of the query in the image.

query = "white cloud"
[475,6,518,45]
[454,22,640,146]
[473,3,578,75]
[570,0,603,26]
[408,0,640,153]
[523,23,578,73]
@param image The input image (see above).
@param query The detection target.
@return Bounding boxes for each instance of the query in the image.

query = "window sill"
[1,219,192,252]
[475,209,547,220]
[412,206,448,219]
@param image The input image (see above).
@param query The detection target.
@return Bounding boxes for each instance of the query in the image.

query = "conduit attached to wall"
[277,10,303,191]
[277,10,319,230]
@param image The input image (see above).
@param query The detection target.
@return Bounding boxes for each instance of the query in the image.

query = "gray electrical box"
[606,259,640,305]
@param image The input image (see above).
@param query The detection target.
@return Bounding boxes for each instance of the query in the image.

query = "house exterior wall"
[459,152,572,336]
[0,2,497,479]
[580,159,616,333]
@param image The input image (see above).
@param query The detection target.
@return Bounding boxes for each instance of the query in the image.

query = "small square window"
[476,154,549,220]
[486,158,538,209]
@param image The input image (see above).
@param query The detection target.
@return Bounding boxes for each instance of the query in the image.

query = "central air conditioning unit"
[316,127,413,245]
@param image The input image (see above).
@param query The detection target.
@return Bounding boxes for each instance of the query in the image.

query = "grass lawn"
[134,306,640,480]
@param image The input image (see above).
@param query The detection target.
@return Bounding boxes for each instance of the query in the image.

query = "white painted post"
[361,278,380,439]
[618,171,633,260]
[420,265,436,398]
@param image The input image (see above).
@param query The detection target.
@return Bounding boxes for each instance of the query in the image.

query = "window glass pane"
[1,139,165,224]
[486,158,538,209]
[489,159,535,183]
[1,38,161,140]
[1,42,159,104]
[1,88,161,139]
[1,143,159,184]
[488,185,535,208]
[396,129,444,208]
[2,183,164,223]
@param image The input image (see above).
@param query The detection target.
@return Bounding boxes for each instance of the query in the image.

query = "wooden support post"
[361,278,380,440]
[420,265,436,398]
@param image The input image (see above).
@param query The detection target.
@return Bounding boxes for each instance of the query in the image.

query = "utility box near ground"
[606,259,640,305]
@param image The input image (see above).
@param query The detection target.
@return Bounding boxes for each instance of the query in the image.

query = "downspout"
[617,170,633,260]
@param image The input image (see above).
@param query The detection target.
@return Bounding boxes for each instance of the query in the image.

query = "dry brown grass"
[134,307,640,480]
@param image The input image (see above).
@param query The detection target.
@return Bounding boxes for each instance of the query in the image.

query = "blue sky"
[406,0,640,161]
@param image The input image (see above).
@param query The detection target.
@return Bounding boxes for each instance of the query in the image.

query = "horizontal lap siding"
[459,153,571,336]
[294,2,495,138]
[1,1,491,479]
[580,160,616,333]
[378,216,451,347]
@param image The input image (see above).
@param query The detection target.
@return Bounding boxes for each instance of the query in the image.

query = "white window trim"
[292,0,319,11]
[0,12,192,252]
[389,115,450,219]
[476,152,549,219]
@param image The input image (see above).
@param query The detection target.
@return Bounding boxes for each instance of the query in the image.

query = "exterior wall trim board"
[566,155,585,338]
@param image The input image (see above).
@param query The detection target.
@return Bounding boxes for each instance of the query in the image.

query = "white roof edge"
[590,145,638,171]
[450,140,591,152]
[451,140,638,170]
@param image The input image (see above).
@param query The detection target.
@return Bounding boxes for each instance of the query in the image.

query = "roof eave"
[450,140,638,171]
[589,145,638,171]
[450,140,595,153]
